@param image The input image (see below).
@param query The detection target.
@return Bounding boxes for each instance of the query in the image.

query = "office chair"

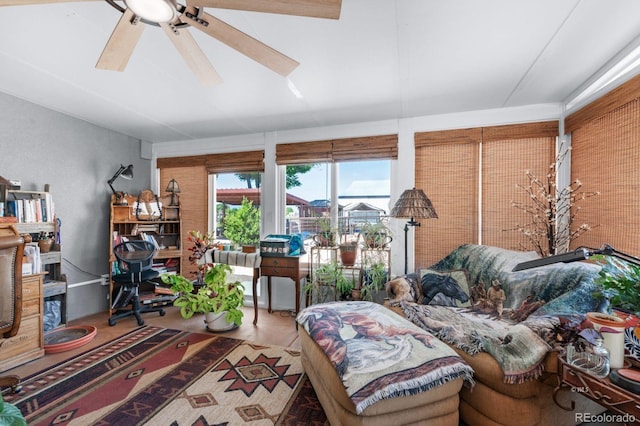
[109,240,166,326]
[0,234,25,394]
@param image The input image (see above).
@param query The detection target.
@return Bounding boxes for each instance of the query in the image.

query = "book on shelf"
[3,193,54,223]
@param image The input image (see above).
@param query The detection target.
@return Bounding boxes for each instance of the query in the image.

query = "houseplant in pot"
[359,221,393,249]
[339,237,358,266]
[313,216,337,247]
[361,260,389,303]
[162,263,245,331]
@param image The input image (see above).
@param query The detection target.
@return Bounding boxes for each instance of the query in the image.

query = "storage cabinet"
[108,192,182,320]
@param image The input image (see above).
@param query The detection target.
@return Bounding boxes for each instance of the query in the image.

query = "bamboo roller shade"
[413,121,558,265]
[569,98,640,256]
[275,134,398,164]
[157,150,264,173]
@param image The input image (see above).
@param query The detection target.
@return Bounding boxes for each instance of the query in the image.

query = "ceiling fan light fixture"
[125,0,177,23]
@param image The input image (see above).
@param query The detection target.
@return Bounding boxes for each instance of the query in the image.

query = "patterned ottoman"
[297,301,474,425]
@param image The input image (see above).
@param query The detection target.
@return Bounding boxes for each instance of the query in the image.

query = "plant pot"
[587,312,626,368]
[339,244,357,266]
[242,245,257,253]
[351,288,362,301]
[204,311,237,332]
[38,238,54,253]
[313,231,336,247]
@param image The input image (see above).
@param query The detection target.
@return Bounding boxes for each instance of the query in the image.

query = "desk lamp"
[513,244,640,271]
[107,164,133,204]
[165,179,181,206]
[390,188,438,275]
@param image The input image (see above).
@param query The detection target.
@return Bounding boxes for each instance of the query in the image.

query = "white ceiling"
[1,0,640,143]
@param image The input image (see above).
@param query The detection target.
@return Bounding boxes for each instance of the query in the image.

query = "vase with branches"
[508,144,599,257]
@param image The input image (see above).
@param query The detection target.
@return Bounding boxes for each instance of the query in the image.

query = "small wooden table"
[554,352,640,423]
[259,256,309,325]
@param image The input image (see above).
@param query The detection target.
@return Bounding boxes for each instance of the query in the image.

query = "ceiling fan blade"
[96,8,145,71]
[160,23,222,86]
[192,0,341,19]
[0,0,101,6]
[182,8,299,76]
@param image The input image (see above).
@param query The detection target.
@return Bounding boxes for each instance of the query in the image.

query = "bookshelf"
[0,184,67,331]
[108,191,182,320]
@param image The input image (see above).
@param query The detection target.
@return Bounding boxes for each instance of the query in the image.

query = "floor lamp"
[390,188,438,275]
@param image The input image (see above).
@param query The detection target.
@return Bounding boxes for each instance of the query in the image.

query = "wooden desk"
[259,256,308,325]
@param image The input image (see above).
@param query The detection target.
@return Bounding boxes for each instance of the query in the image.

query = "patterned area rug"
[4,326,327,425]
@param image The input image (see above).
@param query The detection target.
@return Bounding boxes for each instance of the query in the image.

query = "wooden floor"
[5,305,301,379]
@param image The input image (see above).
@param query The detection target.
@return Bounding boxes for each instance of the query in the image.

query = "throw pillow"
[419,269,471,307]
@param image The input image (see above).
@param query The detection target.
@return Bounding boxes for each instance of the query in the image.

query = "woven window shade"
[570,99,640,256]
[481,137,555,250]
[276,134,398,164]
[276,140,332,165]
[332,134,398,161]
[414,135,479,267]
[159,165,209,277]
[157,151,264,173]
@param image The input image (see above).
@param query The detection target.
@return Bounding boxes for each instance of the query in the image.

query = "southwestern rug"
[3,326,328,425]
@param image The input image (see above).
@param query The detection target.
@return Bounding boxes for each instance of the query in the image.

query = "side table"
[260,256,309,325]
[554,352,640,422]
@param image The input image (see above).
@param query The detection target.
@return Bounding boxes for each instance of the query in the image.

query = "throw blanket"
[400,301,553,384]
[297,301,474,414]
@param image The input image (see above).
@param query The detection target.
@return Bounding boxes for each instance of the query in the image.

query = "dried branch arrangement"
[507,144,600,257]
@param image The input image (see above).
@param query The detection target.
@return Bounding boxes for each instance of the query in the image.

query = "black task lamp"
[390,188,438,275]
[513,244,640,271]
[165,178,181,206]
[107,164,133,205]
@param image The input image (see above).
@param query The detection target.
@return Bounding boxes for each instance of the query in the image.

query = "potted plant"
[339,236,358,266]
[361,260,389,303]
[593,257,640,318]
[307,261,352,303]
[162,263,245,331]
[224,197,261,253]
[313,216,337,247]
[359,221,393,249]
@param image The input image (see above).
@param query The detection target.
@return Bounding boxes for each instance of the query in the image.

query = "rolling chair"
[109,240,166,326]
[0,233,25,394]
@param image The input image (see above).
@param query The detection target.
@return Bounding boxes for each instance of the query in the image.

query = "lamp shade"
[165,178,180,194]
[390,188,438,219]
[120,164,134,180]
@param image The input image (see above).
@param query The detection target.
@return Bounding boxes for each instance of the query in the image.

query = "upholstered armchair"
[0,233,25,393]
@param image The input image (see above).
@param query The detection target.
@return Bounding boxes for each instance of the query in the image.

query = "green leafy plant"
[313,216,337,247]
[224,197,260,247]
[162,263,245,326]
[593,256,640,316]
[359,221,393,249]
[307,261,352,300]
[0,396,26,426]
[361,261,388,302]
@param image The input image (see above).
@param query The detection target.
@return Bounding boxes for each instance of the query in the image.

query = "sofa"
[384,244,609,426]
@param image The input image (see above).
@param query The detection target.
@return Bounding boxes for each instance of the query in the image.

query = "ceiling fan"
[1,0,342,85]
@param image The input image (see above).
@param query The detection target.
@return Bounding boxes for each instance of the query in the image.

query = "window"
[283,160,391,244]
[276,135,397,245]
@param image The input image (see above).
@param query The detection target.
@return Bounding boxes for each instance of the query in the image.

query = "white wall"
[0,92,152,320]
[152,103,562,311]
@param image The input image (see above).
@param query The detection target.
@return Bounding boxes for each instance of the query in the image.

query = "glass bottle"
[590,337,611,378]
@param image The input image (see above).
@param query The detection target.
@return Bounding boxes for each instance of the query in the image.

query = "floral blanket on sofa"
[391,244,605,383]
[297,301,474,414]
